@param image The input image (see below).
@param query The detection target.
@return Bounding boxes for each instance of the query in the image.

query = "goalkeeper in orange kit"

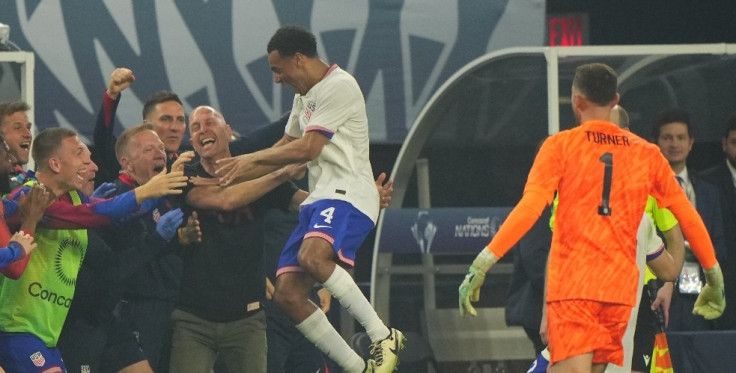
[459,63,724,372]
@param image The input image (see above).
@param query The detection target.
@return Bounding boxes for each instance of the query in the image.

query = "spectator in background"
[0,100,33,188]
[702,113,736,330]
[652,107,727,332]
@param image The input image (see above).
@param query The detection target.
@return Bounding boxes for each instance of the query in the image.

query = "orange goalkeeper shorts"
[547,299,631,366]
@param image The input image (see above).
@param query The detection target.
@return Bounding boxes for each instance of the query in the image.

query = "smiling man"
[653,108,727,332]
[141,91,187,156]
[116,123,169,182]
[94,122,193,372]
[0,100,33,187]
[168,105,304,373]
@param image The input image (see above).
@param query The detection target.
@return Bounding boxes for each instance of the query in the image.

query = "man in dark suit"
[702,113,736,330]
[653,108,728,331]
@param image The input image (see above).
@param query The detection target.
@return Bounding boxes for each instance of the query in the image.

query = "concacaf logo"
[54,238,84,287]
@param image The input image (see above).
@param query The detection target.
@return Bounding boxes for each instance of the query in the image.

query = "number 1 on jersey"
[598,152,613,216]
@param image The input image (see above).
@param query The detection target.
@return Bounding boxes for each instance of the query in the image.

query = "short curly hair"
[267,25,317,58]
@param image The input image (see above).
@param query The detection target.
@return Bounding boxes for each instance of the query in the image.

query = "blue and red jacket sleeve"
[7,186,156,230]
[0,242,24,269]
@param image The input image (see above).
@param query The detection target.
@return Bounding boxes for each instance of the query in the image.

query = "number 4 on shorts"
[320,207,335,224]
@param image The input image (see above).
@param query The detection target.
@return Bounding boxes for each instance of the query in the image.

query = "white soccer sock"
[296,309,365,373]
[323,265,391,342]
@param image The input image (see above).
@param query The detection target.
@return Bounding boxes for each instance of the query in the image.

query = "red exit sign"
[548,13,588,46]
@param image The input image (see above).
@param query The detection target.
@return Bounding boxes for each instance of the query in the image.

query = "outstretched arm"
[215,132,326,186]
[3,170,186,230]
[459,190,548,316]
[187,166,297,211]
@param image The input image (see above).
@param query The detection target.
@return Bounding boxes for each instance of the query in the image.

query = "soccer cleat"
[369,328,406,373]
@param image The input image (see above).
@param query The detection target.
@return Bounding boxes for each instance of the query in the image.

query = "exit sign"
[548,13,588,46]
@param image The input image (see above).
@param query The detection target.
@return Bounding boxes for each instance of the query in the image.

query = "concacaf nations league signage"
[378,207,513,255]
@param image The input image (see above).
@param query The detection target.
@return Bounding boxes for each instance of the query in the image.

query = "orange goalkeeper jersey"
[528,120,685,306]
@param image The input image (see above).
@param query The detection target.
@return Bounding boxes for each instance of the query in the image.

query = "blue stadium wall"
[0,0,544,144]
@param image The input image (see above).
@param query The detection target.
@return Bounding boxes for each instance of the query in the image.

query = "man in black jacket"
[701,113,736,330]
[93,123,199,373]
[653,108,728,331]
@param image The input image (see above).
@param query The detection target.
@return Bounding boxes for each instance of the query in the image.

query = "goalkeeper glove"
[693,262,726,320]
[459,248,498,316]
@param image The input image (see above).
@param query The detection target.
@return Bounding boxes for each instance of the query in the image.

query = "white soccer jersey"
[284,64,379,223]
[638,213,665,257]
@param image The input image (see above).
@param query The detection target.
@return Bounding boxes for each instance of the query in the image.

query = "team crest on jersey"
[81,365,91,373]
[305,101,317,120]
[55,238,84,287]
[152,208,161,223]
[30,351,46,367]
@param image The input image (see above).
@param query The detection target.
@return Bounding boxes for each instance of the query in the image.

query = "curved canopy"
[387,44,736,209]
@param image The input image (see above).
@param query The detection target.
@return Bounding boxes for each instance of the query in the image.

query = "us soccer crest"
[30,351,46,367]
[305,101,316,120]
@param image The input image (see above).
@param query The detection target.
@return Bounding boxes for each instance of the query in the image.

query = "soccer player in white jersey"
[215,25,402,373]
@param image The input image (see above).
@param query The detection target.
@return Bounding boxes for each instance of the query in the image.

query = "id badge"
[678,262,703,294]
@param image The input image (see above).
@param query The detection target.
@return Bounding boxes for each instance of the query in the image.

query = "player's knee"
[297,251,317,273]
[297,250,326,274]
[272,286,297,311]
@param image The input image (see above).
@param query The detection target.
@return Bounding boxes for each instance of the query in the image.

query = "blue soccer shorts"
[0,332,65,372]
[276,199,374,276]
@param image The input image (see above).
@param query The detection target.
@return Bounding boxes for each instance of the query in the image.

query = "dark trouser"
[120,298,176,372]
[58,316,147,373]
